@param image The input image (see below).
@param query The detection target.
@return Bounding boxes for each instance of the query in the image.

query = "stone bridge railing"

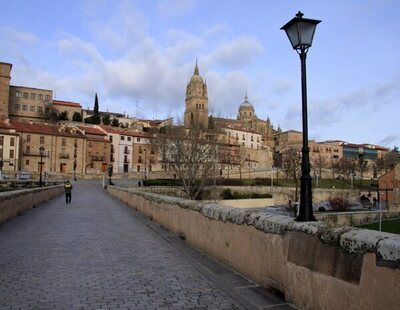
[0,185,64,224]
[107,186,400,310]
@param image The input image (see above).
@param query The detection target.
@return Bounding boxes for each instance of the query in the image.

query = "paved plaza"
[0,181,294,309]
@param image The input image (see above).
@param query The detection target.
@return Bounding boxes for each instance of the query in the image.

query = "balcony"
[124,149,130,154]
[92,155,104,161]
[59,152,70,159]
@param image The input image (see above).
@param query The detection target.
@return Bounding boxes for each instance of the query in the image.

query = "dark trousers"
[66,193,72,204]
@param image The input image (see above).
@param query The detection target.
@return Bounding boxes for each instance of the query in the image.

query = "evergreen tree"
[102,114,111,125]
[92,93,101,124]
[72,112,83,122]
[111,118,120,127]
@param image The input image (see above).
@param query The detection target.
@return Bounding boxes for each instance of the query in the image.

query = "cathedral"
[184,62,275,145]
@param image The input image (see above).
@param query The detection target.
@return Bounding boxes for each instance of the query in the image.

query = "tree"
[72,112,83,122]
[282,146,301,202]
[312,154,326,179]
[355,155,368,180]
[59,111,68,121]
[111,118,120,127]
[384,147,399,170]
[153,125,219,200]
[102,114,111,125]
[336,158,356,179]
[86,93,101,124]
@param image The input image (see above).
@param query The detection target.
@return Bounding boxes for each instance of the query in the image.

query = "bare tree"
[153,125,219,200]
[312,153,326,179]
[355,155,368,180]
[282,146,301,202]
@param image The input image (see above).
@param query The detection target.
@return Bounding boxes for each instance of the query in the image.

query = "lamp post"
[281,11,321,221]
[73,159,77,181]
[108,164,113,185]
[39,146,45,187]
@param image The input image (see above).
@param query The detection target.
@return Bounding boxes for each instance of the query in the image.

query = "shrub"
[328,196,350,212]
[220,189,272,200]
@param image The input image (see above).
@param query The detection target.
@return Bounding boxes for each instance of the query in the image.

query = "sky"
[1,0,399,148]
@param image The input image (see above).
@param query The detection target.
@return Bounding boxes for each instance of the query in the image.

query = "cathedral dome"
[189,62,204,84]
[239,94,254,109]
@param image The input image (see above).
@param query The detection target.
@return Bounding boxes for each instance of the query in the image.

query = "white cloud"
[205,35,264,69]
[0,26,38,44]
[156,0,197,18]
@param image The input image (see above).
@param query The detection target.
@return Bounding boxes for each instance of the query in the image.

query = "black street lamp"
[73,159,77,181]
[108,164,113,185]
[281,11,321,221]
[39,146,45,187]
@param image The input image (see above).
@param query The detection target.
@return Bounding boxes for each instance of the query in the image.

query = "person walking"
[64,180,73,204]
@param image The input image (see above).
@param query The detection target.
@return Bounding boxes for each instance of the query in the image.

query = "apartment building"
[0,120,19,173]
[11,121,86,175]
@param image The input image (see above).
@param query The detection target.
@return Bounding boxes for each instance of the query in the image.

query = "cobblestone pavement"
[0,180,295,309]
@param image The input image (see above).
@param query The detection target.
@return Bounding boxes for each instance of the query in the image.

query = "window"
[30,106,36,112]
[9,149,14,159]
[14,104,20,110]
[242,134,245,140]
[0,136,3,146]
[30,93,36,100]
[10,137,15,147]
[16,91,22,98]
[109,136,113,142]
[62,138,66,147]
[121,136,125,141]
[138,156,142,163]
[22,105,28,111]
[251,136,254,142]
[26,135,31,142]
[251,143,253,148]
[38,94,43,100]
[45,95,51,101]
[40,136,45,144]
[137,165,140,172]
[137,137,140,142]
[23,92,29,99]
[127,137,131,141]
[26,145,30,154]
[26,159,30,165]
[37,107,43,113]
[242,142,245,146]
[139,146,142,154]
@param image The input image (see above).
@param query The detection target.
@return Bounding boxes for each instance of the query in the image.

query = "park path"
[0,180,293,309]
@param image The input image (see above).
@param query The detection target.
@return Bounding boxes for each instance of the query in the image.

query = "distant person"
[64,180,73,204]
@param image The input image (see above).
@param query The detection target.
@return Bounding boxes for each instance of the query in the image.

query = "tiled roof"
[11,121,84,137]
[53,100,82,108]
[0,121,14,129]
[100,125,150,138]
[78,126,106,136]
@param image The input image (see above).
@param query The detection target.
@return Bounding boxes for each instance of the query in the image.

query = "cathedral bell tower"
[184,61,209,129]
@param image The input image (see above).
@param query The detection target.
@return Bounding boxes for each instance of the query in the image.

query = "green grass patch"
[220,188,272,199]
[358,219,400,234]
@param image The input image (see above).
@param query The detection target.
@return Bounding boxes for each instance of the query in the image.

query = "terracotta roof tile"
[53,100,82,108]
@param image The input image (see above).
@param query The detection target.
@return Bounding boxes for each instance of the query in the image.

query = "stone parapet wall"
[107,186,400,310]
[0,185,64,224]
[316,210,400,226]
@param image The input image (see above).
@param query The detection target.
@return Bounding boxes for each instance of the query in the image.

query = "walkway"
[0,180,294,309]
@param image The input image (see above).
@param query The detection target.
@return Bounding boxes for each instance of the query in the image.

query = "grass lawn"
[358,219,400,234]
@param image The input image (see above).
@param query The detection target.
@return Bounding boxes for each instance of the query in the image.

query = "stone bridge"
[1,180,399,309]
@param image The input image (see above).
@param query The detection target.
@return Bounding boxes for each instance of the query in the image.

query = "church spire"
[194,58,199,75]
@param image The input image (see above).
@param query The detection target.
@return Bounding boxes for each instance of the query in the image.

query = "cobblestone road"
[0,181,295,309]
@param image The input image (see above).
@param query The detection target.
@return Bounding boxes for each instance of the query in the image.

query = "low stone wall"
[107,186,400,310]
[316,210,400,226]
[0,185,64,224]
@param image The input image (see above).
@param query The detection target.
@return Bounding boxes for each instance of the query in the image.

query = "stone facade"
[0,62,12,119]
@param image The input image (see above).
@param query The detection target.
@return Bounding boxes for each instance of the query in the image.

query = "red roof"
[78,126,106,136]
[100,125,150,138]
[53,100,82,108]
[11,121,85,137]
[0,121,14,130]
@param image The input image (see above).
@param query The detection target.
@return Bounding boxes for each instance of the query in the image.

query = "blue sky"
[1,0,399,148]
